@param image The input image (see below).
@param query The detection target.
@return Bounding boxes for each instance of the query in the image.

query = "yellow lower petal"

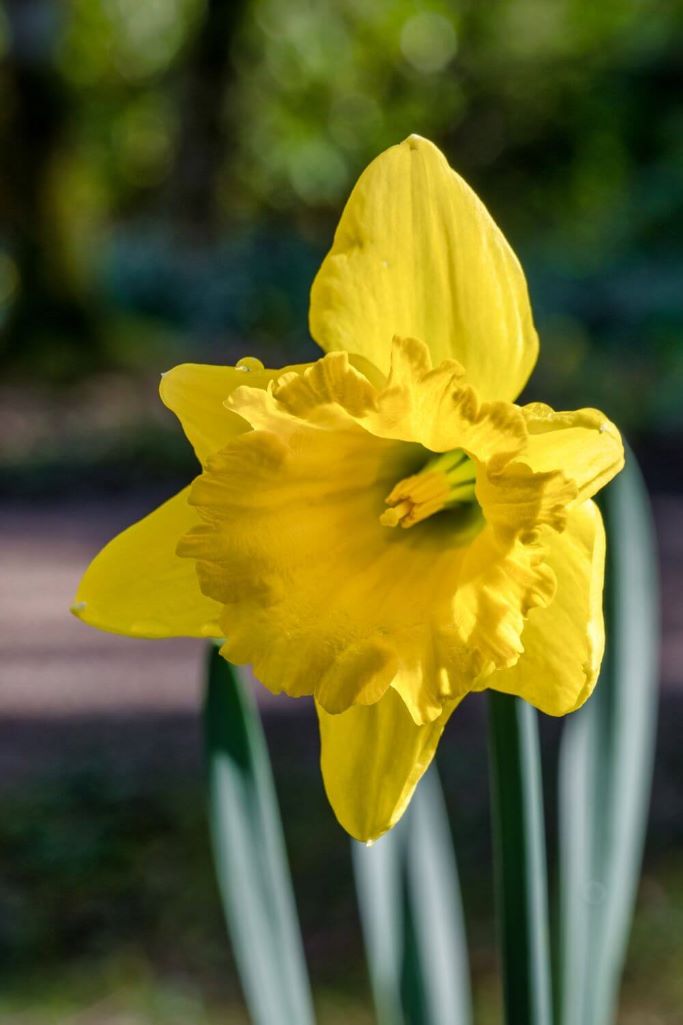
[72,487,222,638]
[317,687,458,843]
[484,499,606,715]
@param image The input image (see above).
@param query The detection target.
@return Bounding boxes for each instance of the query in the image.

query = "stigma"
[380,449,477,529]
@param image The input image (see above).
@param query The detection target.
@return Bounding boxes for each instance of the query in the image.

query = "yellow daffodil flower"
[73,136,624,842]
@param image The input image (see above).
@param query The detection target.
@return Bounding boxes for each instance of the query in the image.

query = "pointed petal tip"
[403,133,439,152]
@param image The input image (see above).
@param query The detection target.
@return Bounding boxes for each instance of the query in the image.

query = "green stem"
[488,692,553,1025]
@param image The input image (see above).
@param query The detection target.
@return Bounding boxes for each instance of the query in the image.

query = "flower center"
[380,449,478,529]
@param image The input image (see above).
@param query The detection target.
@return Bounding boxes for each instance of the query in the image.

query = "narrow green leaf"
[352,821,406,1025]
[404,767,473,1025]
[352,765,472,1025]
[488,693,553,1025]
[204,645,316,1025]
[556,693,599,1025]
[558,454,659,1025]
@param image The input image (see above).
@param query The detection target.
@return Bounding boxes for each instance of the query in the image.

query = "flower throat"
[380,449,478,529]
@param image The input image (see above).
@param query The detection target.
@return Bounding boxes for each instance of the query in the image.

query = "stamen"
[381,449,479,529]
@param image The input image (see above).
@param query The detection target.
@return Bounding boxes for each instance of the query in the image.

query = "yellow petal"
[521,403,624,504]
[310,135,538,401]
[485,499,606,715]
[159,360,311,465]
[71,487,222,638]
[317,688,458,842]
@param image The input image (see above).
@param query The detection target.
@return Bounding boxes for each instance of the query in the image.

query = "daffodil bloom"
[73,136,623,842]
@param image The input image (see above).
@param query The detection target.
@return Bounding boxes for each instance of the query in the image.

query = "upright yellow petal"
[484,499,606,715]
[309,135,538,401]
[159,361,311,465]
[72,487,222,638]
[317,688,458,843]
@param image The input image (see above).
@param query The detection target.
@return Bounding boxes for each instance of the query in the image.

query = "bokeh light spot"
[287,139,349,204]
[400,12,458,74]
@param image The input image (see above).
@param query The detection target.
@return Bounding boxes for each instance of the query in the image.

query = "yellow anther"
[379,501,412,528]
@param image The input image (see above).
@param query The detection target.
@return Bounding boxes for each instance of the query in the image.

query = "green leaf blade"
[204,646,316,1025]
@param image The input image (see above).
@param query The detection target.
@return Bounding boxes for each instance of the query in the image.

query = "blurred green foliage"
[1,0,682,441]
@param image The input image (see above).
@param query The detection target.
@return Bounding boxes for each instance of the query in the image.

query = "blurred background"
[1,0,682,1022]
